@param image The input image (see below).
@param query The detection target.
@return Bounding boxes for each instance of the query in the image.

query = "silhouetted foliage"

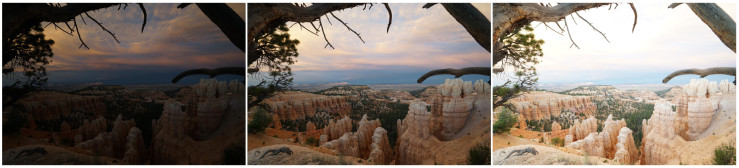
[493,107,517,134]
[248,24,299,106]
[222,145,246,165]
[2,106,27,135]
[248,107,273,134]
[466,142,491,165]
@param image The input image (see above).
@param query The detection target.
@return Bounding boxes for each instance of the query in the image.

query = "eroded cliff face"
[264,91,351,120]
[614,127,638,165]
[568,116,598,142]
[640,79,735,165]
[320,114,392,163]
[151,79,245,164]
[565,115,629,160]
[322,116,352,142]
[17,91,105,122]
[76,115,141,164]
[395,79,491,164]
[510,91,595,124]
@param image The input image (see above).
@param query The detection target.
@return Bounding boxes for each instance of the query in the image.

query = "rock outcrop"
[565,115,628,159]
[321,132,359,157]
[368,127,393,164]
[509,91,596,122]
[76,115,139,162]
[264,91,351,120]
[78,117,107,141]
[17,91,105,122]
[614,127,638,165]
[640,79,735,164]
[123,127,147,164]
[568,116,597,142]
[322,116,352,142]
[151,79,245,164]
[356,115,381,158]
[552,121,562,132]
[430,79,489,140]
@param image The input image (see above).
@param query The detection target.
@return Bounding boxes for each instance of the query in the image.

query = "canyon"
[494,79,736,165]
[248,79,491,165]
[3,79,245,165]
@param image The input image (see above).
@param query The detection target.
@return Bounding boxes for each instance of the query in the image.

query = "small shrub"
[493,107,517,134]
[306,137,319,147]
[712,143,736,165]
[466,142,491,165]
[3,107,27,135]
[248,107,272,134]
[550,137,564,147]
[222,145,245,165]
[518,135,524,138]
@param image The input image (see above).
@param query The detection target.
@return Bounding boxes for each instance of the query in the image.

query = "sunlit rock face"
[368,127,393,164]
[431,79,489,140]
[614,127,638,165]
[565,115,629,160]
[641,79,735,164]
[322,116,352,142]
[151,79,245,164]
[568,116,598,142]
[264,91,350,120]
[509,91,595,126]
[320,115,389,161]
[394,78,490,164]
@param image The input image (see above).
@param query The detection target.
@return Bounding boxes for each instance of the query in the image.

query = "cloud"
[44,3,244,74]
[521,3,736,85]
[284,3,491,79]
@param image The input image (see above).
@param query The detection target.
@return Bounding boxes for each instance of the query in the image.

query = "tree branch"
[330,12,365,43]
[138,3,147,33]
[685,3,736,53]
[575,12,610,43]
[171,67,246,83]
[196,3,246,52]
[417,67,491,84]
[440,3,491,52]
[85,12,120,43]
[383,3,392,33]
[662,67,736,84]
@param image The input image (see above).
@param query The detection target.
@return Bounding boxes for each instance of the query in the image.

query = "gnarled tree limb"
[439,3,491,52]
[196,3,245,52]
[662,67,736,84]
[417,67,491,84]
[172,67,246,83]
[685,3,736,52]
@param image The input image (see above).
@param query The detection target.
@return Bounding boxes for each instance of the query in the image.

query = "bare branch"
[553,21,565,32]
[668,3,682,9]
[171,67,245,83]
[52,23,73,35]
[330,12,365,43]
[564,18,579,49]
[138,3,147,33]
[324,15,332,25]
[570,14,577,25]
[318,18,334,49]
[575,12,610,43]
[417,67,491,84]
[383,3,392,33]
[422,3,437,9]
[85,12,120,43]
[297,23,318,35]
[630,3,637,33]
[73,18,88,49]
[542,23,564,36]
[662,67,736,83]
[685,3,736,52]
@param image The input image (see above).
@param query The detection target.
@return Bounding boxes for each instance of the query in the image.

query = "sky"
[248,3,492,85]
[495,3,736,86]
[4,3,246,85]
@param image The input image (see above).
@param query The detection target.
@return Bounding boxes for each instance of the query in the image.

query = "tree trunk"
[441,3,491,52]
[686,3,736,53]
